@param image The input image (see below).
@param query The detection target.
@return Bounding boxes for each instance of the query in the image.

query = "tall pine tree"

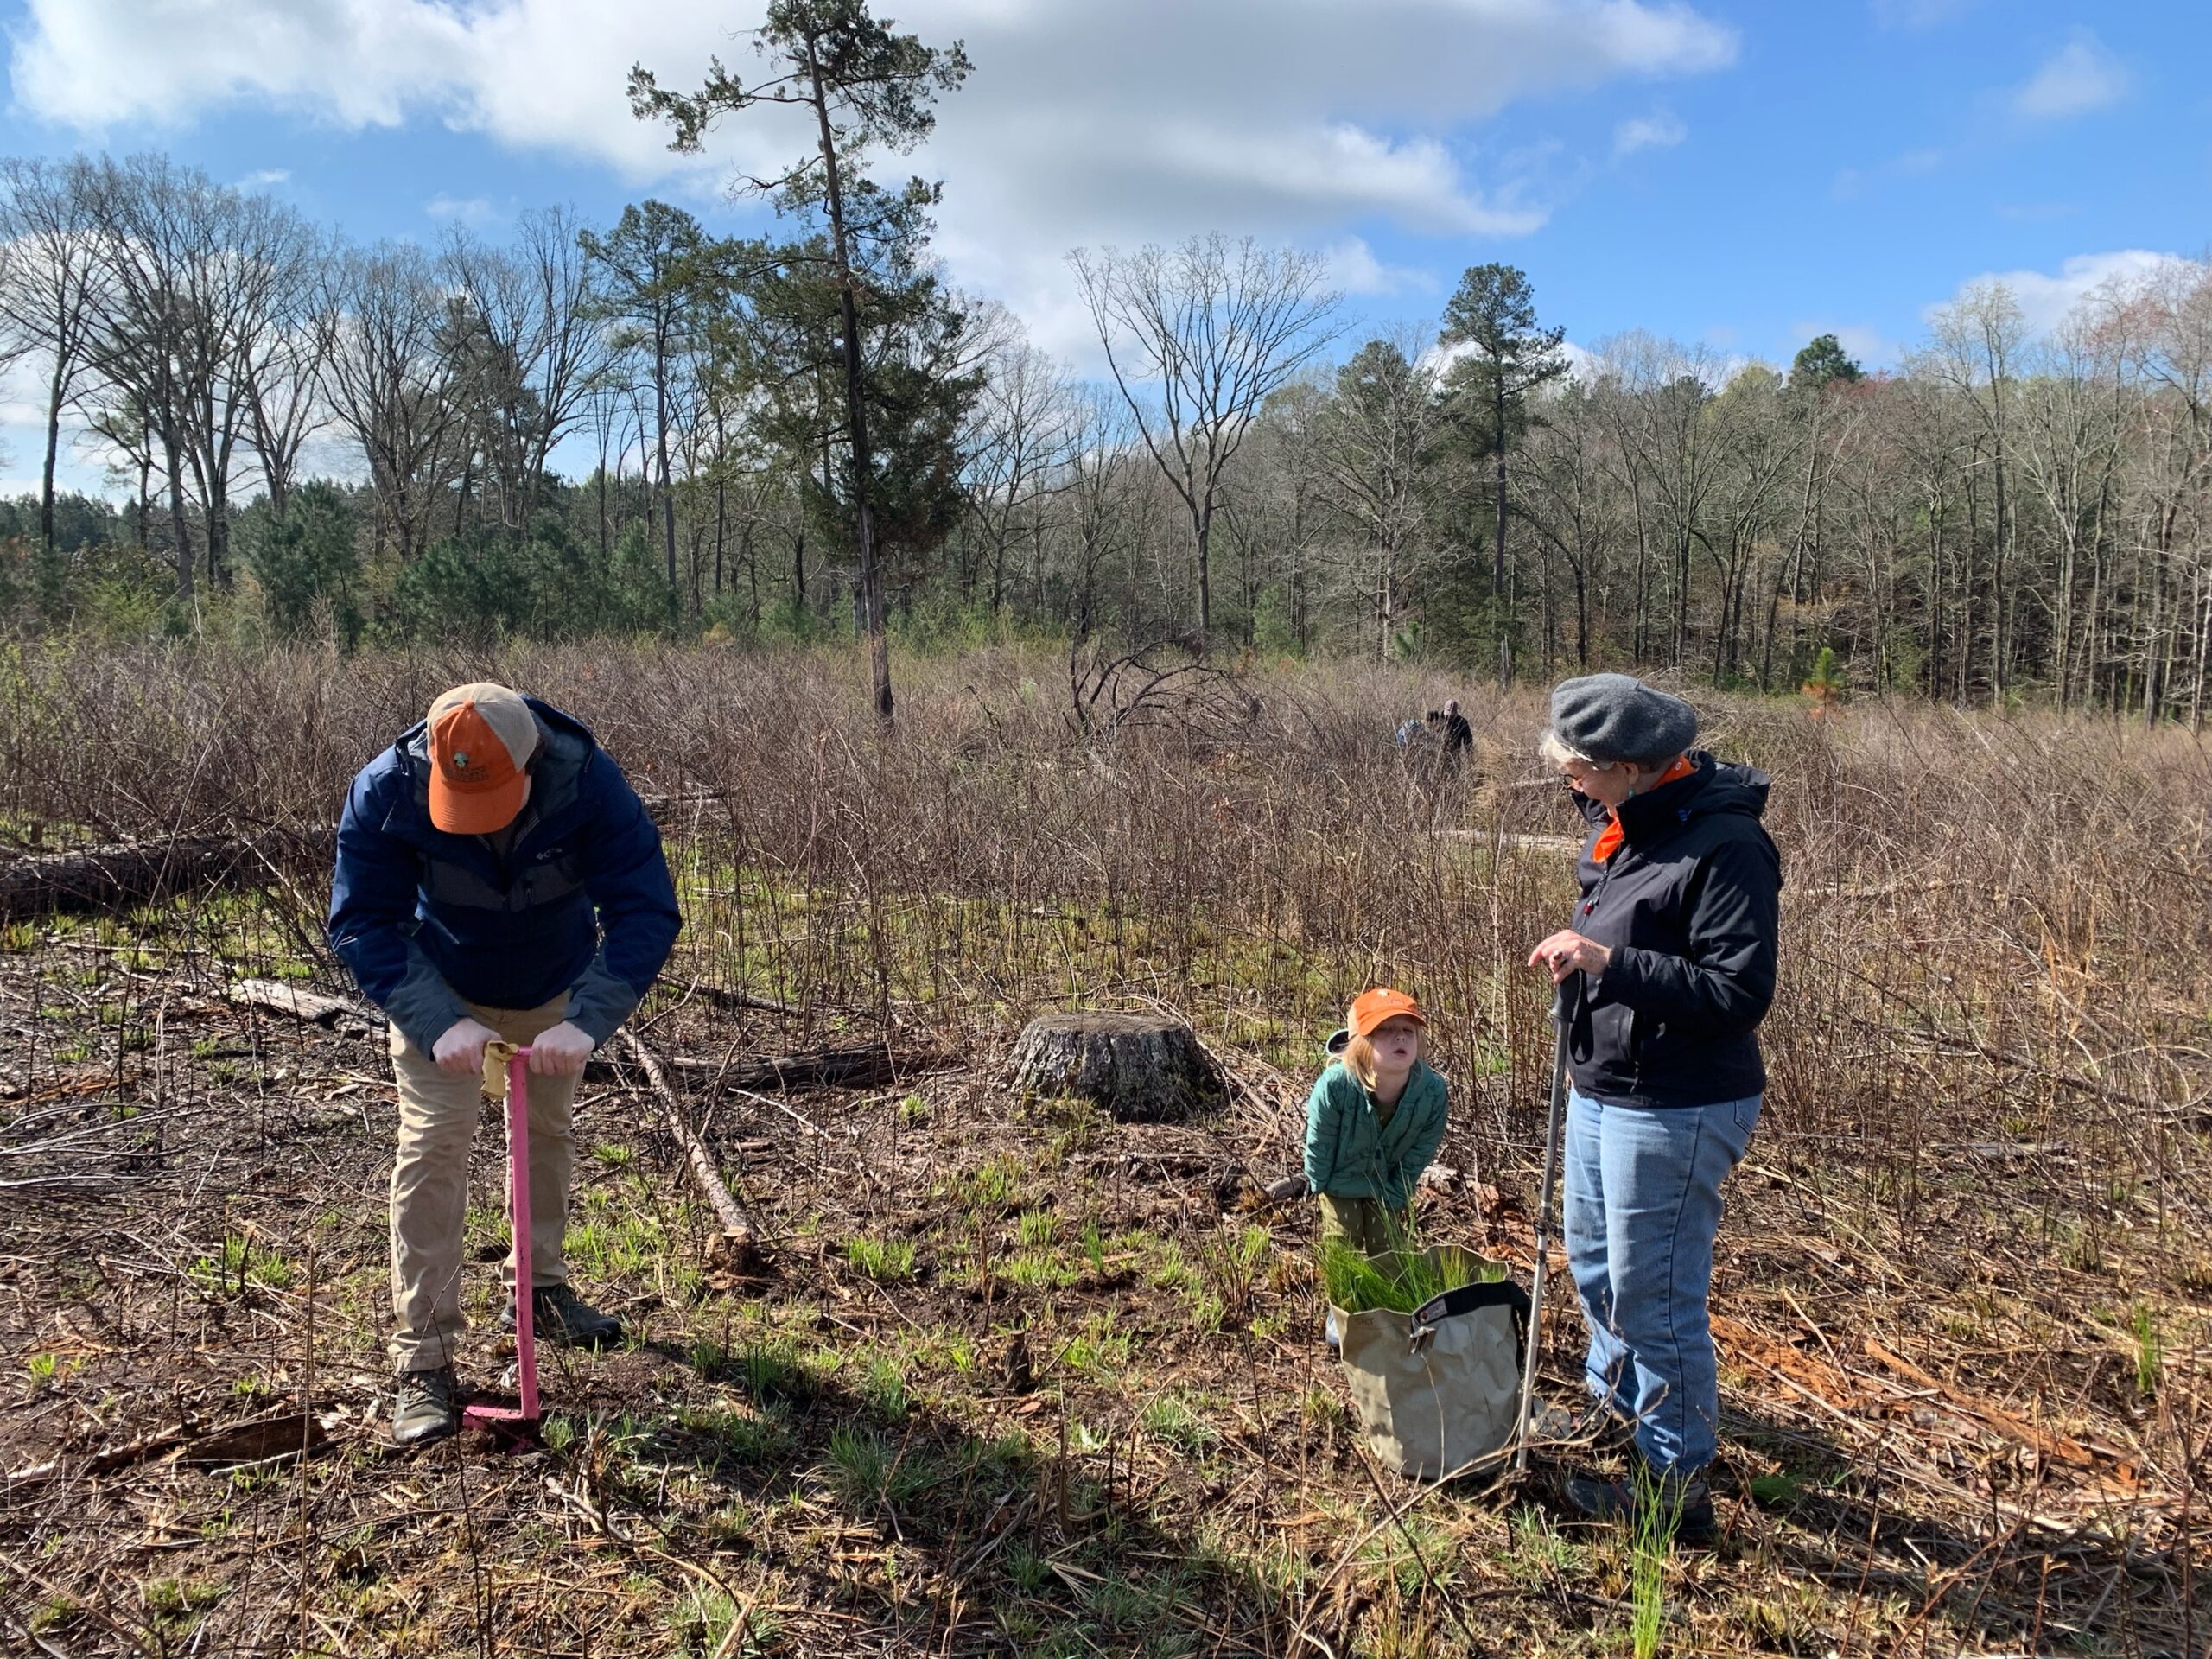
[1439,264,1567,687]
[631,0,970,725]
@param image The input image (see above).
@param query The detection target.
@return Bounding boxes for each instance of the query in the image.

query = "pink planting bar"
[462,1045,537,1430]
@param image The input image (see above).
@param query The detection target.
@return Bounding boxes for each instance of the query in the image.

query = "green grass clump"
[1628,1468,1681,1659]
[1318,1239,1497,1315]
[845,1234,918,1283]
[2130,1300,2163,1395]
[187,1232,295,1298]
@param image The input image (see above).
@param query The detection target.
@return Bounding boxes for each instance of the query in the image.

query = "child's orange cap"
[1325,988,1427,1052]
[1347,988,1425,1037]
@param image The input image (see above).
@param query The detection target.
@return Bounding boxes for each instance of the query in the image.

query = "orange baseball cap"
[1325,988,1427,1053]
[425,683,538,835]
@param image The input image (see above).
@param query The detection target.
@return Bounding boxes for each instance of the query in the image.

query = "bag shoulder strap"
[1414,1281,1530,1325]
[1411,1281,1533,1352]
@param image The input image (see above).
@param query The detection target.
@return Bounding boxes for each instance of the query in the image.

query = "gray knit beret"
[1548,673,1698,765]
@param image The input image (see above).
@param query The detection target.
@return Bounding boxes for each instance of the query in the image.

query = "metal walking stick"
[1512,988,1571,1473]
[463,1041,538,1432]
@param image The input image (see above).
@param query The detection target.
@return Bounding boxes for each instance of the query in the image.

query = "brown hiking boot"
[391,1364,461,1446]
[503,1283,622,1348]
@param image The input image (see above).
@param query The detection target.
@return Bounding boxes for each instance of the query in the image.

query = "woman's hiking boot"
[503,1283,621,1347]
[1562,1467,1717,1546]
[391,1364,461,1447]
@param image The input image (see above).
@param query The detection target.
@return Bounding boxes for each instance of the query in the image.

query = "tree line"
[0,0,2204,723]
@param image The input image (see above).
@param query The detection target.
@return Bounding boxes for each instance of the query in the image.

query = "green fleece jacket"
[1302,1059,1450,1211]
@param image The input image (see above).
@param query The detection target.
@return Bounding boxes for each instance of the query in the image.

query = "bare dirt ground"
[2,920,2202,1658]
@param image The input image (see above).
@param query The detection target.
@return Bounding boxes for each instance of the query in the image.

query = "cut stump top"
[1011,1011,1225,1124]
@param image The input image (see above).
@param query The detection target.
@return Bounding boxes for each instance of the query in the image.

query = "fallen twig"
[620,1028,767,1275]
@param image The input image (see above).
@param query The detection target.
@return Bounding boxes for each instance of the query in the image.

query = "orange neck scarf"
[1591,755,1696,862]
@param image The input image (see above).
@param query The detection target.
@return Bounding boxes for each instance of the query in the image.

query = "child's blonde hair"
[1341,1033,1380,1091]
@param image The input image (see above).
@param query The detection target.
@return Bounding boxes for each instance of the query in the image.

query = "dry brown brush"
[2,638,2209,1652]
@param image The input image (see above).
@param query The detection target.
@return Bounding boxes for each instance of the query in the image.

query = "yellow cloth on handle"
[482,1039,518,1100]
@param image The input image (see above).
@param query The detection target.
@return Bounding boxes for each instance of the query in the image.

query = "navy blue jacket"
[1566,753,1781,1109]
[328,698,681,1054]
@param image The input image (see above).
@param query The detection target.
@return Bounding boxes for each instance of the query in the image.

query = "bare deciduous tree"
[1072,234,1342,643]
[321,244,462,562]
[1311,333,1443,660]
[961,301,1080,613]
[0,156,104,557]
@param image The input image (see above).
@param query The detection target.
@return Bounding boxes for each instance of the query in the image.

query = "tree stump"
[1010,1012,1225,1123]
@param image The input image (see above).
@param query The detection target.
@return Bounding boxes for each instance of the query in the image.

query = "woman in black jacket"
[1525,673,1781,1538]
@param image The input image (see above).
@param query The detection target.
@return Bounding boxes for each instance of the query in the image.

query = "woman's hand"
[1527,930,1612,982]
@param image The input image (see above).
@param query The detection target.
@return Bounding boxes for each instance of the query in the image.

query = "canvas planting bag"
[1336,1275,1530,1482]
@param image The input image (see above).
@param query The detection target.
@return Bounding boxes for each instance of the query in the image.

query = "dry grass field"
[1,639,2207,1657]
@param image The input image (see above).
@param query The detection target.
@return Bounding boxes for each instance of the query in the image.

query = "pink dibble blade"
[464,1046,538,1430]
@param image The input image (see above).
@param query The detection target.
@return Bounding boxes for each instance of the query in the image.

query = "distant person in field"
[1438,697,1473,758]
[1304,988,1450,1347]
[1525,673,1780,1541]
[330,683,681,1447]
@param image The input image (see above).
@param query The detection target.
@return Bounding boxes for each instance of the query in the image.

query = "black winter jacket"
[1563,753,1781,1109]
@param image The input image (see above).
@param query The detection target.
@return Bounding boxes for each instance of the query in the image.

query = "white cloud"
[2011,32,2130,120]
[1929,250,2190,336]
[1321,238,1436,300]
[1559,339,1604,383]
[10,0,468,130]
[424,194,502,229]
[1613,111,1686,156]
[7,0,1738,363]
[237,168,291,189]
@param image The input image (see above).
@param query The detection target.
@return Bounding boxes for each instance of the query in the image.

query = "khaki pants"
[1317,1193,1408,1256]
[388,996,578,1374]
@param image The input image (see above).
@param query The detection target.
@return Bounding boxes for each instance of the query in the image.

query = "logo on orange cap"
[426,683,538,835]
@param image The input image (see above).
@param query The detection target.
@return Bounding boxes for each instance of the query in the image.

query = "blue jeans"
[1562,1086,1760,1476]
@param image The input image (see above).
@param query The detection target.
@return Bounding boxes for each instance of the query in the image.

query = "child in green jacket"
[1305,988,1449,1262]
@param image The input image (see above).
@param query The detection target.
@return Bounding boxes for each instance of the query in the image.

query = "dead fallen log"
[227,978,380,1029]
[691,984,804,1019]
[1428,828,1582,855]
[620,1029,766,1276]
[720,1043,904,1094]
[174,1405,335,1469]
[585,1040,915,1090]
[0,826,334,923]
[3,1402,339,1487]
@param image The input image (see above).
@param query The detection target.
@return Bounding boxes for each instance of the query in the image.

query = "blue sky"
[0,0,2205,491]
